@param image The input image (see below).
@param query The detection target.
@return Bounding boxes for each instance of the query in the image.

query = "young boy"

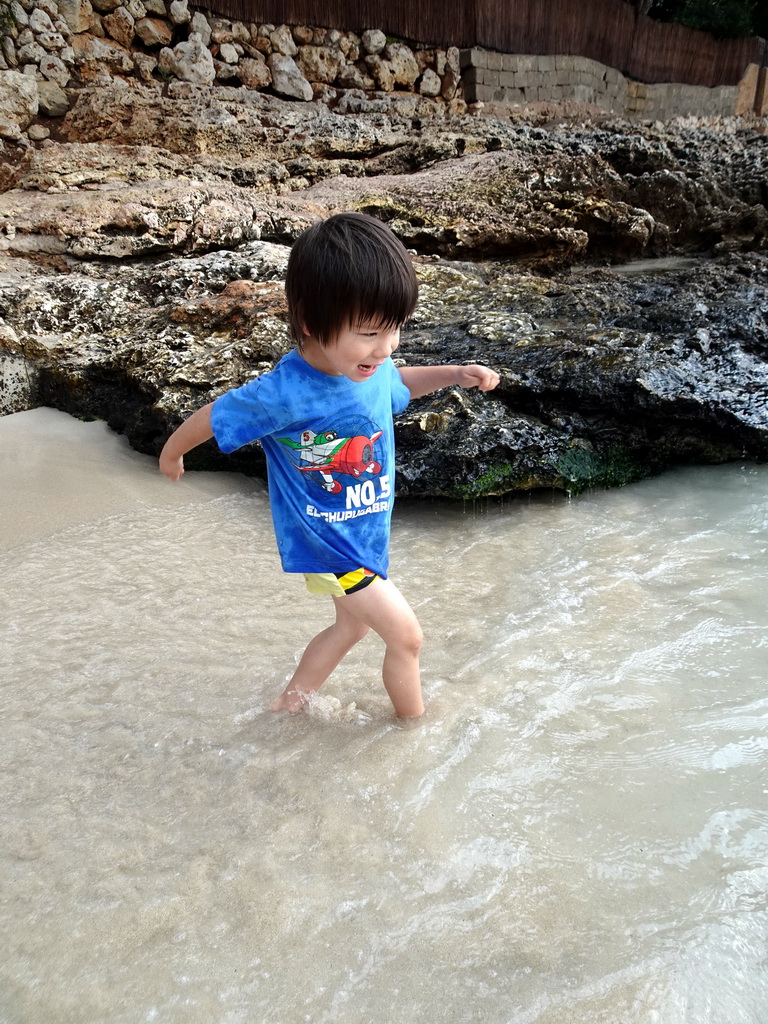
[159,213,499,718]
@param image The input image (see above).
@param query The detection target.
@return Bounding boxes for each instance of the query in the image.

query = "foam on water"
[1,409,767,1024]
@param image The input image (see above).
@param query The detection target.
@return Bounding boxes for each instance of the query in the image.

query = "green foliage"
[649,0,759,39]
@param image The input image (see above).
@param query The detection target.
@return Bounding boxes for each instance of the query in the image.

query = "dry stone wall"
[461,48,764,120]
[0,0,464,145]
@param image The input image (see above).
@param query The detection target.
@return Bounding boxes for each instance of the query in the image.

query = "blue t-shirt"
[210,350,411,577]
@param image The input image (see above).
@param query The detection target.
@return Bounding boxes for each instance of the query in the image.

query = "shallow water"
[2,409,767,1024]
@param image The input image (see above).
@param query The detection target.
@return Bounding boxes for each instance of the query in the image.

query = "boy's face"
[303,319,401,382]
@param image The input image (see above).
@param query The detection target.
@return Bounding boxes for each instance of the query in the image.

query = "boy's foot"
[270,688,309,713]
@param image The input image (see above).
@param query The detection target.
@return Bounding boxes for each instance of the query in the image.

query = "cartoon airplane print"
[278,427,383,494]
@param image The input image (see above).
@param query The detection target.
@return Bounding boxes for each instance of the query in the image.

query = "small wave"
[304,692,373,725]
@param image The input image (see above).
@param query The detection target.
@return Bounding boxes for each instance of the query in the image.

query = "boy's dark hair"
[285,212,418,346]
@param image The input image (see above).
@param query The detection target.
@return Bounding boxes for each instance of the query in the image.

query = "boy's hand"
[159,450,184,481]
[455,364,500,392]
[157,404,214,482]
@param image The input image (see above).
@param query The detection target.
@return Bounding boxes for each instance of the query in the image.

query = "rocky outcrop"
[1,84,766,266]
[1,5,767,497]
[1,243,766,496]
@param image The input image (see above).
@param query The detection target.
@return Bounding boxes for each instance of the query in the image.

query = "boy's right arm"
[159,402,215,481]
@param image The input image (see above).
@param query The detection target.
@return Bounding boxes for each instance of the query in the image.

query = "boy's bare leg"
[270,598,370,712]
[336,578,424,719]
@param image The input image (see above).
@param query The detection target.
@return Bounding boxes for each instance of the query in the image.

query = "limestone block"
[18,29,34,46]
[270,24,297,57]
[231,21,250,44]
[503,86,525,105]
[213,58,237,80]
[334,62,373,90]
[29,7,55,32]
[342,32,360,61]
[736,63,759,116]
[267,52,312,100]
[538,55,555,72]
[472,83,493,102]
[189,11,210,46]
[583,57,606,78]
[251,33,271,55]
[37,31,68,50]
[103,7,134,49]
[37,78,68,114]
[292,25,314,45]
[211,25,234,44]
[237,54,270,89]
[441,49,460,100]
[296,44,345,84]
[418,67,440,97]
[71,33,134,73]
[0,119,23,140]
[573,84,595,103]
[459,47,482,69]
[158,33,215,85]
[362,29,385,55]
[515,54,538,73]
[219,42,238,64]
[364,54,395,91]
[0,68,38,129]
[169,0,190,25]
[39,52,70,84]
[58,0,93,34]
[10,2,30,28]
[383,42,418,88]
[485,50,502,71]
[498,70,515,88]
[17,40,48,63]
[143,0,167,14]
[28,123,49,139]
[134,16,171,47]
[133,51,156,79]
[414,48,433,74]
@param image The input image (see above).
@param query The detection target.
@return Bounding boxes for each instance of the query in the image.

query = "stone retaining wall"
[0,0,465,146]
[461,48,765,119]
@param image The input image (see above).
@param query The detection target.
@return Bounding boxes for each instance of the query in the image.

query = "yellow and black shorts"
[303,567,379,597]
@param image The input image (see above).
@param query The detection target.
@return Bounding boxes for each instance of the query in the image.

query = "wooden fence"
[199,0,762,87]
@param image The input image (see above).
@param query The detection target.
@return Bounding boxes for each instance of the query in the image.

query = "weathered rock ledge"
[0,65,767,498]
[2,241,766,497]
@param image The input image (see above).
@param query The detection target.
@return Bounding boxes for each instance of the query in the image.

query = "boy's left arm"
[398,364,500,399]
